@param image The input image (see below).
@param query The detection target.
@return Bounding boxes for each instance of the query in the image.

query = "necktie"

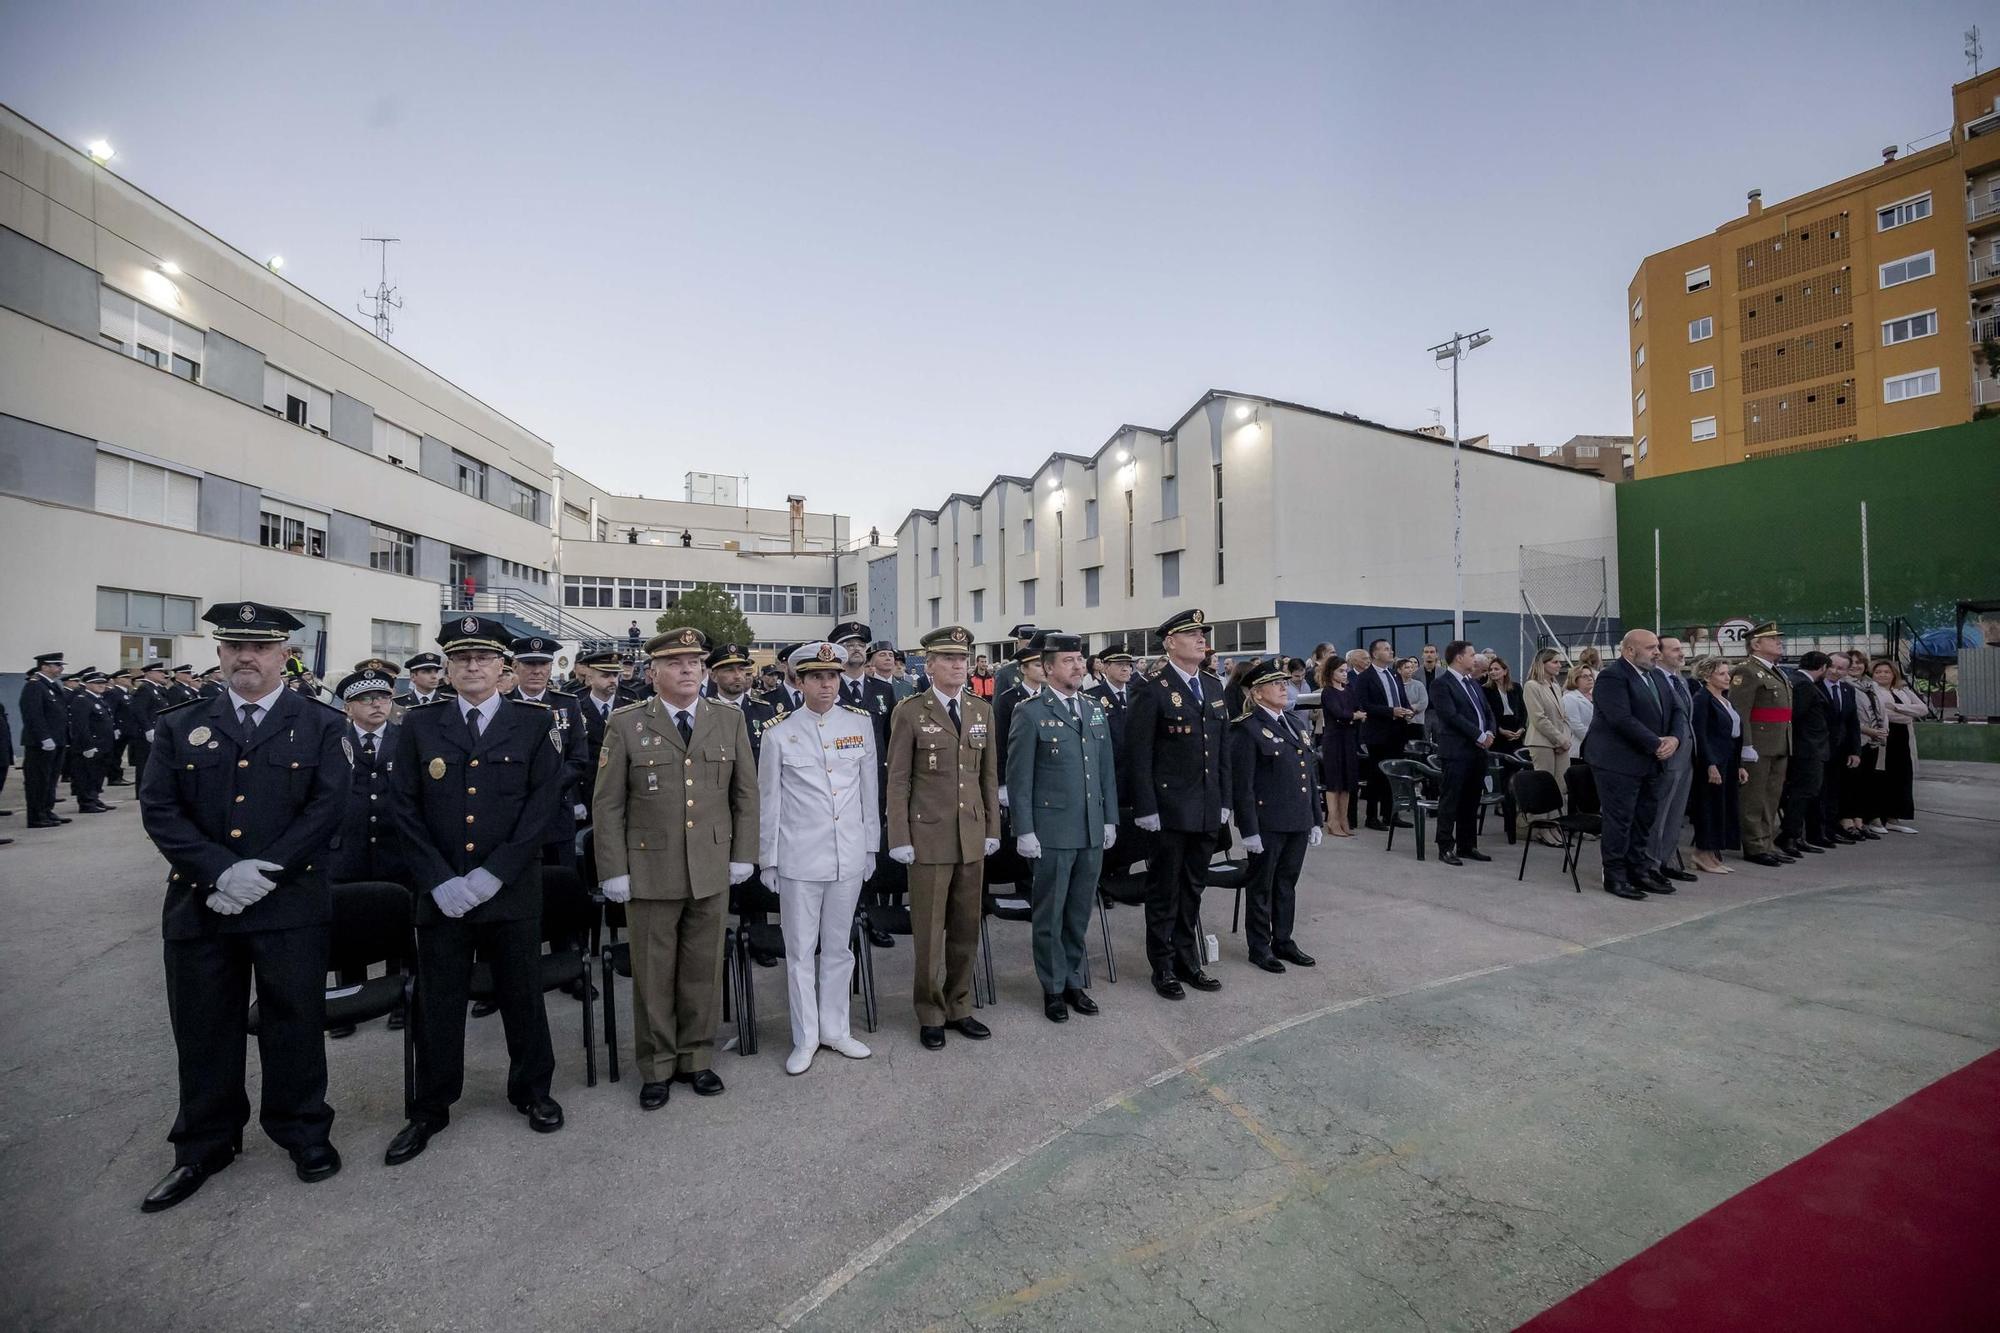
[676,710,693,745]
[1068,697,1081,726]
[947,698,961,733]
[1387,668,1406,709]
[1462,677,1488,731]
[1187,674,1201,707]
[361,731,377,763]
[467,706,483,741]
[1639,668,1662,712]
[238,703,261,742]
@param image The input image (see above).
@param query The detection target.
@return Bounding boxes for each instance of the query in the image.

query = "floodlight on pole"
[1424,327,1494,641]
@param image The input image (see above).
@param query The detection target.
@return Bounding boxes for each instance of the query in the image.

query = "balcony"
[1975,315,2000,344]
[1970,192,2000,226]
[1976,377,2000,406]
[1974,254,2000,288]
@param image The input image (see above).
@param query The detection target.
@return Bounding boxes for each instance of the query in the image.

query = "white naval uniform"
[757,702,881,1050]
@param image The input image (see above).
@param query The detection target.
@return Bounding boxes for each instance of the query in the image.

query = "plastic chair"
[1377,758,1442,859]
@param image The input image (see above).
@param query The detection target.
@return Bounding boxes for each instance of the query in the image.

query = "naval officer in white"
[758,641,881,1075]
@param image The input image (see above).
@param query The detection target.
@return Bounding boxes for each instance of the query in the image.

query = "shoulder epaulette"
[840,703,869,716]
[508,696,550,709]
[608,700,648,720]
[1146,663,1168,679]
[157,696,207,717]
[709,696,740,709]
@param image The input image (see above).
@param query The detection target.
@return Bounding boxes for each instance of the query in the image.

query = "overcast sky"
[2,2,1980,531]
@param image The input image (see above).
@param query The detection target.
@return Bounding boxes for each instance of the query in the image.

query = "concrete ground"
[2,765,1994,1333]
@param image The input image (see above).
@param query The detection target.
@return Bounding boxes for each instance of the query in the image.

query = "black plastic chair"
[1512,769,1600,892]
[1556,764,1605,890]
[1477,750,1533,844]
[596,897,745,1080]
[732,876,875,1057]
[1378,758,1442,859]
[468,865,596,1086]
[979,836,1118,996]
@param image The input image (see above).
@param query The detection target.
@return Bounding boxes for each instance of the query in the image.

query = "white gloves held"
[82,748,98,758]
[1742,746,1760,763]
[430,877,480,918]
[1102,824,1117,851]
[983,837,1000,856]
[464,867,503,905]
[889,845,917,865]
[145,729,155,743]
[998,784,1009,808]
[1135,814,1162,833]
[1308,826,1324,848]
[1220,808,1232,826]
[213,859,283,910]
[600,874,632,903]
[1241,833,1265,855]
[728,862,755,886]
[1017,833,1042,859]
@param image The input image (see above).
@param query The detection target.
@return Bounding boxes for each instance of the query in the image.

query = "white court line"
[773,883,1826,1329]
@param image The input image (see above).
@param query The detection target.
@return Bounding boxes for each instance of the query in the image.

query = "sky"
[1,1,1983,531]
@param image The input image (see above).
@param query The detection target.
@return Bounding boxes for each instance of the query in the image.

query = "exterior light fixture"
[267,255,285,271]
[85,139,115,163]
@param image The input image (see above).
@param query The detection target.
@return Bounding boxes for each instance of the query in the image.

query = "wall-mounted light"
[1233,402,1252,421]
[85,139,115,164]
[1044,474,1060,487]
[266,255,285,271]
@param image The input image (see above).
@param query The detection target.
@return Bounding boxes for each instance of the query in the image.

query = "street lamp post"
[1427,328,1493,641]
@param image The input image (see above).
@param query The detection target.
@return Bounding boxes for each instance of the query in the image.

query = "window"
[1688,316,1713,342]
[1876,193,1931,230]
[1634,344,1646,369]
[502,474,538,520]
[840,583,859,616]
[1883,368,1940,403]
[451,451,487,500]
[928,598,940,629]
[1685,265,1711,293]
[99,287,203,382]
[1881,310,1937,345]
[928,542,939,576]
[563,575,616,608]
[95,452,198,529]
[1161,474,1179,519]
[1084,497,1098,539]
[371,417,422,470]
[1021,579,1037,616]
[617,578,669,610]
[262,366,331,432]
[1631,296,1643,322]
[259,500,328,557]
[1689,366,1715,392]
[368,524,415,575]
[1636,435,1649,459]
[97,586,199,635]
[971,588,985,622]
[1022,517,1035,551]
[371,620,418,659]
[1691,416,1717,442]
[1634,390,1647,416]
[1212,462,1225,585]
[1160,551,1181,598]
[972,532,983,566]
[1878,251,1934,288]
[1084,566,1101,608]
[720,582,834,615]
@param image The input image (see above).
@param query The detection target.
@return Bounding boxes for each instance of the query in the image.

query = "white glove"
[465,867,503,904]
[430,877,478,918]
[145,729,155,742]
[573,803,588,820]
[728,862,755,886]
[1135,814,1162,833]
[40,738,55,751]
[889,845,916,865]
[1102,824,1117,850]
[204,892,244,916]
[1309,826,1324,848]
[113,730,122,739]
[600,874,632,903]
[1017,833,1042,859]
[998,784,1009,808]
[983,837,1000,856]
[865,853,877,879]
[216,859,282,909]
[1742,746,1759,763]
[1241,834,1264,855]
[1220,808,1232,825]
[82,748,98,758]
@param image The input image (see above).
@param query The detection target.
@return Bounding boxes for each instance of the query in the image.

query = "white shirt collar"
[663,696,700,722]
[226,683,285,715]
[354,723,385,742]
[932,688,961,711]
[457,692,502,726]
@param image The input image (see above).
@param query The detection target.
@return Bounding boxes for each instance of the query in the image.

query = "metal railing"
[1968,192,2000,224]
[1974,315,2000,343]
[438,586,605,642]
[1975,377,2000,405]
[1973,253,2000,284]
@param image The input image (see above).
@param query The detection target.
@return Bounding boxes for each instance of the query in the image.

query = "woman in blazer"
[1482,655,1528,836]
[1870,659,1926,834]
[1521,648,1572,844]
[1561,666,1596,757]
[1317,659,1363,837]
[1397,657,1429,747]
[1688,656,1746,874]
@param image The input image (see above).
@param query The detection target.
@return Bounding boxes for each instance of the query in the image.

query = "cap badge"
[238,604,256,622]
[952,628,968,643]
[681,630,696,645]
[1191,610,1205,624]
[818,644,838,662]
[461,616,478,634]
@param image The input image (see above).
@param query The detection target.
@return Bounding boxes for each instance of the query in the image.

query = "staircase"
[440,587,607,645]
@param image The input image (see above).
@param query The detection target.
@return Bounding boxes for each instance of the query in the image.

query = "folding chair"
[733,876,876,1057]
[467,865,596,1086]
[596,896,745,1080]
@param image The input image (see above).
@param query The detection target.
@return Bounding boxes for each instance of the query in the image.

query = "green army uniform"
[1729,626,1794,859]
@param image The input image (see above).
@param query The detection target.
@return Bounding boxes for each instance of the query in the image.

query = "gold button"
[237,759,249,769]
[469,759,479,768]
[465,842,475,851]
[686,820,694,828]
[466,815,476,824]
[290,762,299,769]
[186,763,194,770]
[235,795,245,803]
[229,829,242,838]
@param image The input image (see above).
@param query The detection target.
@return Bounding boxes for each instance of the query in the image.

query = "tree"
[657,582,753,648]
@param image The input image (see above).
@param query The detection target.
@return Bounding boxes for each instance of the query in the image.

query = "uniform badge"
[550,725,562,750]
[598,749,610,768]
[188,725,211,746]
[428,757,447,780]
[237,604,257,622]
[341,736,355,765]
[1170,693,1183,708]
[1262,728,1274,739]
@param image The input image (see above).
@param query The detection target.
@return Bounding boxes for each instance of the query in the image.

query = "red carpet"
[1518,1048,2000,1332]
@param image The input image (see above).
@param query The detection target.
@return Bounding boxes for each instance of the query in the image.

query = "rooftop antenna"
[358,236,403,340]
[1969,25,1984,76]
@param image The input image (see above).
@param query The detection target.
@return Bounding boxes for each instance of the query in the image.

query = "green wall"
[1617,419,2000,636]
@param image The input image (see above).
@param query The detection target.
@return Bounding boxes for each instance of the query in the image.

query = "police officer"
[18,652,68,827]
[129,660,171,781]
[873,640,915,701]
[135,602,348,1211]
[1227,659,1323,974]
[758,642,879,1075]
[505,635,592,863]
[104,669,137,785]
[382,616,566,1165]
[164,664,199,707]
[994,624,1037,696]
[885,625,1002,1049]
[401,652,452,705]
[326,667,407,1037]
[573,649,625,769]
[993,636,1047,804]
[68,670,117,813]
[1086,649,1139,854]
[1005,632,1118,1023]
[1127,609,1233,1000]
[1730,623,1795,867]
[594,628,760,1107]
[197,666,226,700]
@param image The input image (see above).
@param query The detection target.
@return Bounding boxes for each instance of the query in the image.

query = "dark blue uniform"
[328,721,405,885]
[66,687,116,807]
[1227,707,1322,966]
[386,696,564,1125]
[130,678,168,778]
[505,687,591,864]
[138,687,348,1169]
[19,670,68,823]
[1126,663,1233,982]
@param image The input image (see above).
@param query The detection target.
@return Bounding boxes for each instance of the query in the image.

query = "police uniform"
[758,642,880,1074]
[504,635,592,866]
[885,626,1002,1043]
[1004,633,1119,1020]
[1085,650,1139,864]
[19,653,69,826]
[1729,625,1795,862]
[593,628,760,1103]
[382,616,567,1163]
[993,624,1036,698]
[700,642,786,762]
[1127,608,1233,997]
[399,652,454,708]
[1227,660,1323,972]
[105,671,138,784]
[67,671,117,811]
[129,663,171,782]
[163,667,199,708]
[326,670,405,886]
[574,649,626,771]
[134,602,348,1212]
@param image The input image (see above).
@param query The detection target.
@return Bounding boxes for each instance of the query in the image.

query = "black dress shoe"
[80,802,113,813]
[1043,992,1069,1022]
[674,1069,725,1097]
[1251,956,1286,974]
[1637,875,1676,895]
[384,1120,441,1165]
[919,1026,947,1050]
[27,818,63,829]
[1661,868,1698,883]
[1793,841,1825,854]
[867,927,896,948]
[1857,827,1882,840]
[1832,831,1860,844]
[1774,852,1797,863]
[949,1015,993,1038]
[328,1023,357,1039]
[749,947,780,968]
[639,1081,671,1110]
[1062,988,1098,1016]
[0,837,11,846]
[386,1009,405,1031]
[1364,818,1388,832]
[1274,942,1317,967]
[107,778,131,786]
[293,1142,341,1183]
[1174,967,1222,992]
[56,816,72,823]
[1745,852,1786,867]
[1603,881,1647,901]
[1152,976,1185,1001]
[1438,852,1464,866]
[1461,848,1492,862]
[515,1096,566,1131]
[470,999,499,1017]
[140,1157,231,1213]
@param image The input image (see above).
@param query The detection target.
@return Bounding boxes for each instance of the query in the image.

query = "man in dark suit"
[1817,651,1863,845]
[1646,637,1700,883]
[1428,640,1496,867]
[1581,629,1682,900]
[1778,651,1834,859]
[19,651,70,827]
[1355,638,1415,830]
[1084,648,1137,807]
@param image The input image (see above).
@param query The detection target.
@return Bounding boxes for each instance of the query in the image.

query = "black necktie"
[676,709,693,744]
[1068,697,1081,726]
[1187,674,1201,706]
[467,706,483,741]
[361,731,377,763]
[947,699,961,733]
[238,703,261,742]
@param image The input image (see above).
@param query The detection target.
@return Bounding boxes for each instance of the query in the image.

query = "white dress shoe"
[785,1045,815,1076]
[824,1034,872,1060]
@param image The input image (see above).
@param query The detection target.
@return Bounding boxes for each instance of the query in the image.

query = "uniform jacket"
[386,696,565,924]
[1581,657,1675,778]
[992,682,1036,786]
[701,687,786,764]
[758,703,879,880]
[578,689,621,771]
[69,690,117,755]
[1229,707,1323,837]
[163,681,199,708]
[1783,670,1833,764]
[138,688,349,940]
[507,686,591,826]
[593,695,758,900]
[19,672,67,747]
[1004,688,1117,850]
[1125,662,1231,832]
[1085,680,1136,806]
[329,722,404,885]
[131,680,168,737]
[885,689,1000,863]
[1728,656,1795,759]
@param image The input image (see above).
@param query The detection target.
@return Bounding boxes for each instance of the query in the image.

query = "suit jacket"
[1691,688,1743,775]
[1229,708,1322,837]
[885,689,1000,863]
[1728,656,1794,759]
[386,697,565,924]
[1430,669,1494,761]
[1523,678,1571,752]
[138,688,348,940]
[1581,657,1670,778]
[1820,676,1861,761]
[329,723,405,885]
[1784,670,1833,763]
[1004,688,1117,849]
[1125,663,1231,831]
[592,696,758,900]
[19,672,68,746]
[1654,669,1696,744]
[1354,663,1409,747]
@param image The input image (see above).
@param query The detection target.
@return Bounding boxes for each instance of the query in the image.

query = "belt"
[1749,706,1792,724]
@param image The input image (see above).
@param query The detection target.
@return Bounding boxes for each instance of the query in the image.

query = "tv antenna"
[358,236,403,340]
[1969,25,1984,76]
